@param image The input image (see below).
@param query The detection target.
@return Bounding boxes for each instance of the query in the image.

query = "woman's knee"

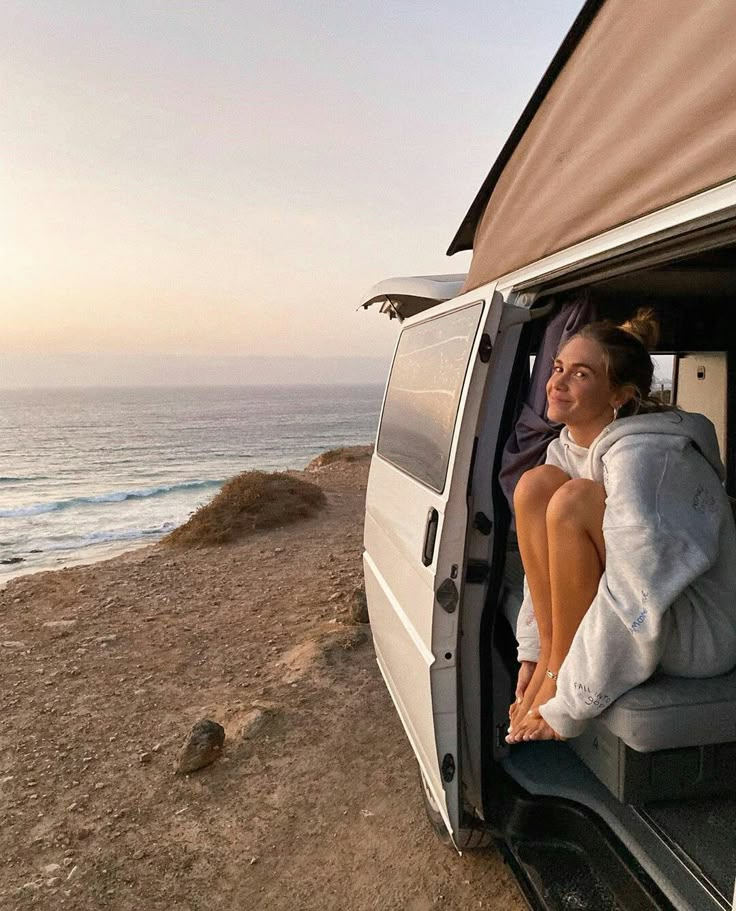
[514,465,570,514]
[546,478,606,528]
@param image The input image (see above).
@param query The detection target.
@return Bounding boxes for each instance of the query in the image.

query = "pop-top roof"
[450,0,736,291]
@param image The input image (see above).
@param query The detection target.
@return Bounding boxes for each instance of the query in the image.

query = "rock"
[42,863,61,875]
[239,708,273,741]
[1,640,27,649]
[176,720,225,774]
[43,620,78,634]
[328,591,342,603]
[96,635,118,645]
[348,587,370,624]
[0,556,23,565]
[139,752,152,764]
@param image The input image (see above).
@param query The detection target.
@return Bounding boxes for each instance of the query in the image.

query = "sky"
[2,0,584,386]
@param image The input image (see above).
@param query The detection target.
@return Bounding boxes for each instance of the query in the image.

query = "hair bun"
[619,307,659,350]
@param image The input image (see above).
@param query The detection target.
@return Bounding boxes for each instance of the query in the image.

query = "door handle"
[422,508,439,566]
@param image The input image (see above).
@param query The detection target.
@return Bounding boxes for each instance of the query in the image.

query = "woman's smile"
[548,392,571,405]
[546,336,624,446]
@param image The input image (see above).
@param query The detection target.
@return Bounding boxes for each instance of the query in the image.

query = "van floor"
[503,743,735,910]
[642,796,736,902]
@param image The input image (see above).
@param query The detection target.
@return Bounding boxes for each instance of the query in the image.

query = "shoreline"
[0,537,156,587]
[0,452,374,586]
[0,386,383,586]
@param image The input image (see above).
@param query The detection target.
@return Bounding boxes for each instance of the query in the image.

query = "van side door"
[363,286,502,842]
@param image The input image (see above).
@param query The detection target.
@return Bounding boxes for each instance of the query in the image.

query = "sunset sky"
[2,1,583,385]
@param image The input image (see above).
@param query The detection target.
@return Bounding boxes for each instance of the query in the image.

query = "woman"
[506,309,736,743]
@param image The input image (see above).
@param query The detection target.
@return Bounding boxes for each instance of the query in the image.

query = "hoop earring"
[612,405,619,421]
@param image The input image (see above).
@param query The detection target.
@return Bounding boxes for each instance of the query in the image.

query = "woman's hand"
[508,660,537,726]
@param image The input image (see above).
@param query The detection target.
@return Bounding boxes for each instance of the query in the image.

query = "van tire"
[418,766,493,850]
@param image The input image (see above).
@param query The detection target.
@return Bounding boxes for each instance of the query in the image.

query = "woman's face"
[546,336,626,433]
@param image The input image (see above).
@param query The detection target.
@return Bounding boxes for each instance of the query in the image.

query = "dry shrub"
[164,471,326,548]
[306,445,373,470]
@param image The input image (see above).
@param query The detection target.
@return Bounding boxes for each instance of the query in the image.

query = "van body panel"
[369,620,437,782]
[493,181,736,298]
[363,286,502,840]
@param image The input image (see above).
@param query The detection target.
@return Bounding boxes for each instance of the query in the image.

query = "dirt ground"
[0,449,525,911]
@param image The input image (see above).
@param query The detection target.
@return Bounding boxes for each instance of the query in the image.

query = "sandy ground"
[0,450,525,911]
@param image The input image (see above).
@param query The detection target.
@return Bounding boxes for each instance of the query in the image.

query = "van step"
[506,839,623,911]
[490,781,674,911]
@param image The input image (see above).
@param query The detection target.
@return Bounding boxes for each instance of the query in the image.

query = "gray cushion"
[596,668,736,752]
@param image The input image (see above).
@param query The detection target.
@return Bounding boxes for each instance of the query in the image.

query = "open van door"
[363,284,502,845]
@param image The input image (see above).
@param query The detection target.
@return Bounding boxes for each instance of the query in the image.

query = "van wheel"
[418,766,493,850]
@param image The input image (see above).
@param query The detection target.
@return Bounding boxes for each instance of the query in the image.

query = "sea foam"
[43,522,176,552]
[0,479,222,518]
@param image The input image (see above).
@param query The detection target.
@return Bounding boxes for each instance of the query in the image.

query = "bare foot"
[517,708,566,741]
[508,660,536,727]
[507,658,548,737]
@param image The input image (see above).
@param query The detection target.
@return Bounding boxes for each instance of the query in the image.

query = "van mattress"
[598,668,736,752]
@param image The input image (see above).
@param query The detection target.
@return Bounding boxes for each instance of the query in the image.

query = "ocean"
[0,385,384,583]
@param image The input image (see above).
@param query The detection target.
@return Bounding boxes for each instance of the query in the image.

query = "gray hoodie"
[515,409,736,739]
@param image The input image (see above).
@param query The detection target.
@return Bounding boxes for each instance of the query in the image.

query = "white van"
[362,2,736,909]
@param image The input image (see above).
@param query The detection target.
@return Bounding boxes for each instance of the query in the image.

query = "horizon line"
[1,380,387,391]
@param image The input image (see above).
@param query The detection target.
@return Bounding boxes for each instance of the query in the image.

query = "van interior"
[482,243,736,910]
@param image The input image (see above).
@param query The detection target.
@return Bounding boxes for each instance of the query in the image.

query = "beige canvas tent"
[450,0,736,292]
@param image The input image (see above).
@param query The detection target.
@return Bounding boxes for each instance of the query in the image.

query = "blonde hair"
[618,307,660,350]
[568,308,665,417]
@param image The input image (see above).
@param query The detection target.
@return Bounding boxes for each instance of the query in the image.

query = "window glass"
[377,302,484,491]
[652,354,674,404]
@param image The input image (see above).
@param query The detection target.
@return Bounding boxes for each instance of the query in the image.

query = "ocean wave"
[0,479,222,518]
[43,522,176,552]
[0,475,50,483]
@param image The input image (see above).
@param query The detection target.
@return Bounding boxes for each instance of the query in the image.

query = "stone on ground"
[349,586,370,624]
[176,719,226,774]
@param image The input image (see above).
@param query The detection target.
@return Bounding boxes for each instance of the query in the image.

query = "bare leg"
[508,465,571,729]
[510,478,606,742]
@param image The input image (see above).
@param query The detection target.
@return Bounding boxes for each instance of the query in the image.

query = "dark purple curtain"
[499,294,597,517]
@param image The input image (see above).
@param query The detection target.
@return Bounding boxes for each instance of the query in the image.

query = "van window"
[377,301,483,491]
